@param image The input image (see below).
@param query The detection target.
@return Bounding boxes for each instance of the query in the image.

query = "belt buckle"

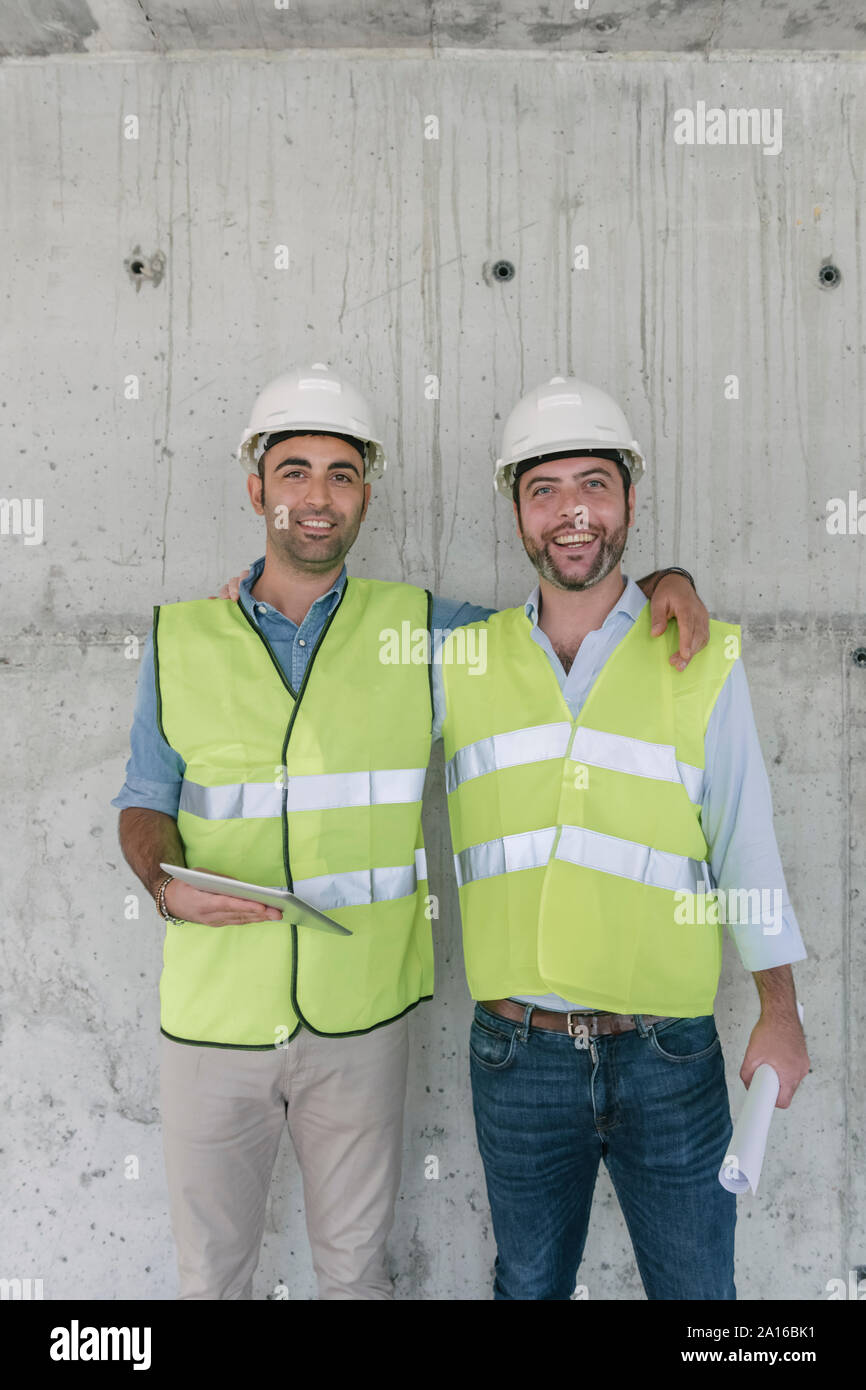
[567,1011,595,1038]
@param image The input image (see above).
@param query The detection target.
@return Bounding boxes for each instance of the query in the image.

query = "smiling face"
[514,455,635,591]
[247,433,371,573]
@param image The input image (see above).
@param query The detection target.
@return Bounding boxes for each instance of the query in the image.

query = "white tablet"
[159,864,352,935]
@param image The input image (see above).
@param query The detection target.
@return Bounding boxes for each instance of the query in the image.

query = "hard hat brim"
[494,442,645,495]
[238,429,386,480]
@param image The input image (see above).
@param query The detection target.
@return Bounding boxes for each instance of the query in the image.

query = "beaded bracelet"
[155,873,183,926]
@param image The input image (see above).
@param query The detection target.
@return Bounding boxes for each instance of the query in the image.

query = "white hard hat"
[237,362,387,479]
[493,376,645,496]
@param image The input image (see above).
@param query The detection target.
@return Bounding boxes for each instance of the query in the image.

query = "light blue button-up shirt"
[431,575,807,1011]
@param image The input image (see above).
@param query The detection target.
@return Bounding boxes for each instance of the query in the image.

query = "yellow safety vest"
[441,602,740,1017]
[154,577,434,1047]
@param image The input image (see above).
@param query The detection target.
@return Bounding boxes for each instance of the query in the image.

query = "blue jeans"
[470,1002,737,1300]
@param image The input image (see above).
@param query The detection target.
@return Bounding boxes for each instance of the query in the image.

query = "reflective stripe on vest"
[297,849,428,910]
[445,723,703,804]
[445,722,570,793]
[454,825,708,894]
[180,766,427,819]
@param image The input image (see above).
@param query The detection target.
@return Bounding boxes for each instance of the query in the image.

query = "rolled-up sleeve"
[702,658,807,972]
[111,628,184,817]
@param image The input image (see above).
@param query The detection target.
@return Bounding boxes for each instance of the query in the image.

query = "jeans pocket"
[469,1016,518,1071]
[648,1015,721,1063]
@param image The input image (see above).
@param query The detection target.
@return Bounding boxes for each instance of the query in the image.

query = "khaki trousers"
[159,1016,409,1300]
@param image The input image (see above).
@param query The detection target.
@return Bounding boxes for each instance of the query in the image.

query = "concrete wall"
[1,47,863,1300]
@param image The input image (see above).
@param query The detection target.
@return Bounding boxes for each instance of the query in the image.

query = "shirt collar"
[524,573,647,631]
[238,555,348,621]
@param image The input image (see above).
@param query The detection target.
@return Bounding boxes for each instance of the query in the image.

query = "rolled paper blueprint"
[718,1001,804,1196]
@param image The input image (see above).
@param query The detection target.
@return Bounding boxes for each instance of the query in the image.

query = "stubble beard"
[262,481,363,572]
[521,517,629,591]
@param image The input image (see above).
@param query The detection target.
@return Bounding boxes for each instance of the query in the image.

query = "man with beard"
[115,364,708,1301]
[436,376,809,1300]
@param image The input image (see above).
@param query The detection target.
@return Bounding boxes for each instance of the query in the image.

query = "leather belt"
[479,998,670,1038]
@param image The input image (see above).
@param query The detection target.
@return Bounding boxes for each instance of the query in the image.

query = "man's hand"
[650,573,709,671]
[210,568,249,601]
[744,963,810,1107]
[740,1011,810,1109]
[164,868,283,927]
